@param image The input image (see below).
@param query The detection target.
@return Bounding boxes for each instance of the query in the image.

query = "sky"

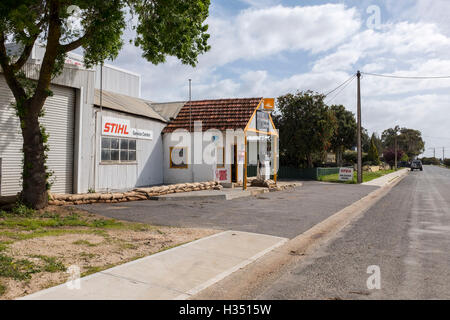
[105,0,450,158]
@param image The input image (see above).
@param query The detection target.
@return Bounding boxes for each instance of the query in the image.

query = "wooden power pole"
[356,71,362,183]
[394,135,398,170]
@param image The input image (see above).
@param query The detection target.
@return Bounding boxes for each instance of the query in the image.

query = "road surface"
[79,181,376,239]
[257,166,450,299]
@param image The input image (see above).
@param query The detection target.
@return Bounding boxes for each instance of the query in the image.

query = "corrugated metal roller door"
[0,75,75,195]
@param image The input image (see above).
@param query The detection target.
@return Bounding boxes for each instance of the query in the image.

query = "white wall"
[162,130,246,184]
[95,108,165,192]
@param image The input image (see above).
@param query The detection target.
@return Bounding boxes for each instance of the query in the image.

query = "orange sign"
[263,98,275,110]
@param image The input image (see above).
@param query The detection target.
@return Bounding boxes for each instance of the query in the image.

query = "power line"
[325,75,356,104]
[361,72,450,80]
[324,74,356,97]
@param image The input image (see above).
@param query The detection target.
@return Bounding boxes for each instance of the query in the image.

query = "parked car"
[410,160,423,171]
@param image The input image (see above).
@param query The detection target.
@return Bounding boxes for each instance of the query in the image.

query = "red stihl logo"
[104,123,129,135]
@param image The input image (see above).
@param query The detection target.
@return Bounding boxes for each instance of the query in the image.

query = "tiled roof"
[162,98,262,133]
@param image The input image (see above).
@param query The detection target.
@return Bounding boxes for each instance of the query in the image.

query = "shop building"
[0,44,278,196]
[160,98,279,185]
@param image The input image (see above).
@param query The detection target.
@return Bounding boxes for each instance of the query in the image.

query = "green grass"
[318,169,396,184]
[72,239,98,247]
[0,282,5,296]
[33,255,66,273]
[0,254,40,280]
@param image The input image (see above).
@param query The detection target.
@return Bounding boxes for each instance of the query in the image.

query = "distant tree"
[361,128,371,153]
[382,126,425,159]
[383,148,404,167]
[400,153,409,162]
[0,0,211,208]
[276,91,337,168]
[367,134,380,165]
[420,157,440,165]
[371,132,383,154]
[329,105,356,166]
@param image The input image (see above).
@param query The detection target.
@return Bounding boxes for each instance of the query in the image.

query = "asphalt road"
[257,166,450,299]
[79,181,377,239]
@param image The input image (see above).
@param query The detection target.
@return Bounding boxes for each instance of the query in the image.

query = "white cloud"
[204,4,361,67]
[106,1,450,154]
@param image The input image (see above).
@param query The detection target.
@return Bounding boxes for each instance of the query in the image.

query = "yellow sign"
[263,98,275,110]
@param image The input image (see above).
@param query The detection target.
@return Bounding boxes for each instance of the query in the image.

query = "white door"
[0,75,75,195]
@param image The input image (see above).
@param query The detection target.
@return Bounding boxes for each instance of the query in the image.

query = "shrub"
[421,157,440,165]
[443,158,450,167]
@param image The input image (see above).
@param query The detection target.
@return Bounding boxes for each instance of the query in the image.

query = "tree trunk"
[20,108,48,209]
[336,146,343,167]
[307,153,313,168]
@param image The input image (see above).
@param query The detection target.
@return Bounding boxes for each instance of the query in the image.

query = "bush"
[343,151,368,165]
[383,149,405,167]
[421,157,440,165]
[443,158,450,167]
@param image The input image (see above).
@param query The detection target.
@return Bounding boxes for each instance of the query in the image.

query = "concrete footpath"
[20,231,287,300]
[362,168,409,187]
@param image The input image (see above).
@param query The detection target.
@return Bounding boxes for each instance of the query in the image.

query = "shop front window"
[101,137,137,163]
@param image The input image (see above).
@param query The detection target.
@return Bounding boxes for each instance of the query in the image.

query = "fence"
[246,166,342,180]
[277,167,341,180]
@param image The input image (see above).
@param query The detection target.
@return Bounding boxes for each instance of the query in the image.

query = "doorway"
[231,144,237,183]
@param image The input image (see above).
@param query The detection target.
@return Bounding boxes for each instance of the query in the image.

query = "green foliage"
[330,105,357,151]
[343,150,357,165]
[132,0,211,67]
[367,134,380,165]
[1,0,211,208]
[400,153,409,162]
[0,254,40,280]
[318,170,395,184]
[420,157,440,165]
[275,91,338,168]
[382,126,425,158]
[330,105,356,165]
[31,255,66,273]
[73,240,98,247]
[10,203,34,217]
[444,159,450,167]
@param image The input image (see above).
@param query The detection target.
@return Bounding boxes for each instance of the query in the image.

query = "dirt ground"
[0,205,216,300]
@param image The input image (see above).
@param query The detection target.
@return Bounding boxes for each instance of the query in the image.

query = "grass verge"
[0,205,216,300]
[318,169,396,184]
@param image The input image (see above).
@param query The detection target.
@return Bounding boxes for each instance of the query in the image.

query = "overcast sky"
[106,0,450,158]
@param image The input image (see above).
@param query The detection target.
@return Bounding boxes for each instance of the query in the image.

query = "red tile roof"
[162,98,262,133]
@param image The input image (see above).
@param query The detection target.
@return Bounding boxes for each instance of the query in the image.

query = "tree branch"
[12,18,47,71]
[32,0,62,111]
[0,32,27,102]
[60,29,92,53]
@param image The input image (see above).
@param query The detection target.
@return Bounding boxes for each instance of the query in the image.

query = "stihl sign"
[102,116,153,140]
[104,122,130,135]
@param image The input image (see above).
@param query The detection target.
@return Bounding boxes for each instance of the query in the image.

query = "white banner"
[339,167,354,181]
[102,116,153,140]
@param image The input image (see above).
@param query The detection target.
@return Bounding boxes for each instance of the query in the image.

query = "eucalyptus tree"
[0,0,211,208]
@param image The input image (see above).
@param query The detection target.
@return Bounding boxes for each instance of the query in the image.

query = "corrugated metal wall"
[95,108,165,191]
[0,75,75,195]
[94,65,141,98]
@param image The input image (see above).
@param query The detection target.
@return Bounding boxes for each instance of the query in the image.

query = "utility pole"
[434,147,436,159]
[394,135,398,170]
[356,71,362,183]
[189,79,192,133]
[443,147,445,161]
